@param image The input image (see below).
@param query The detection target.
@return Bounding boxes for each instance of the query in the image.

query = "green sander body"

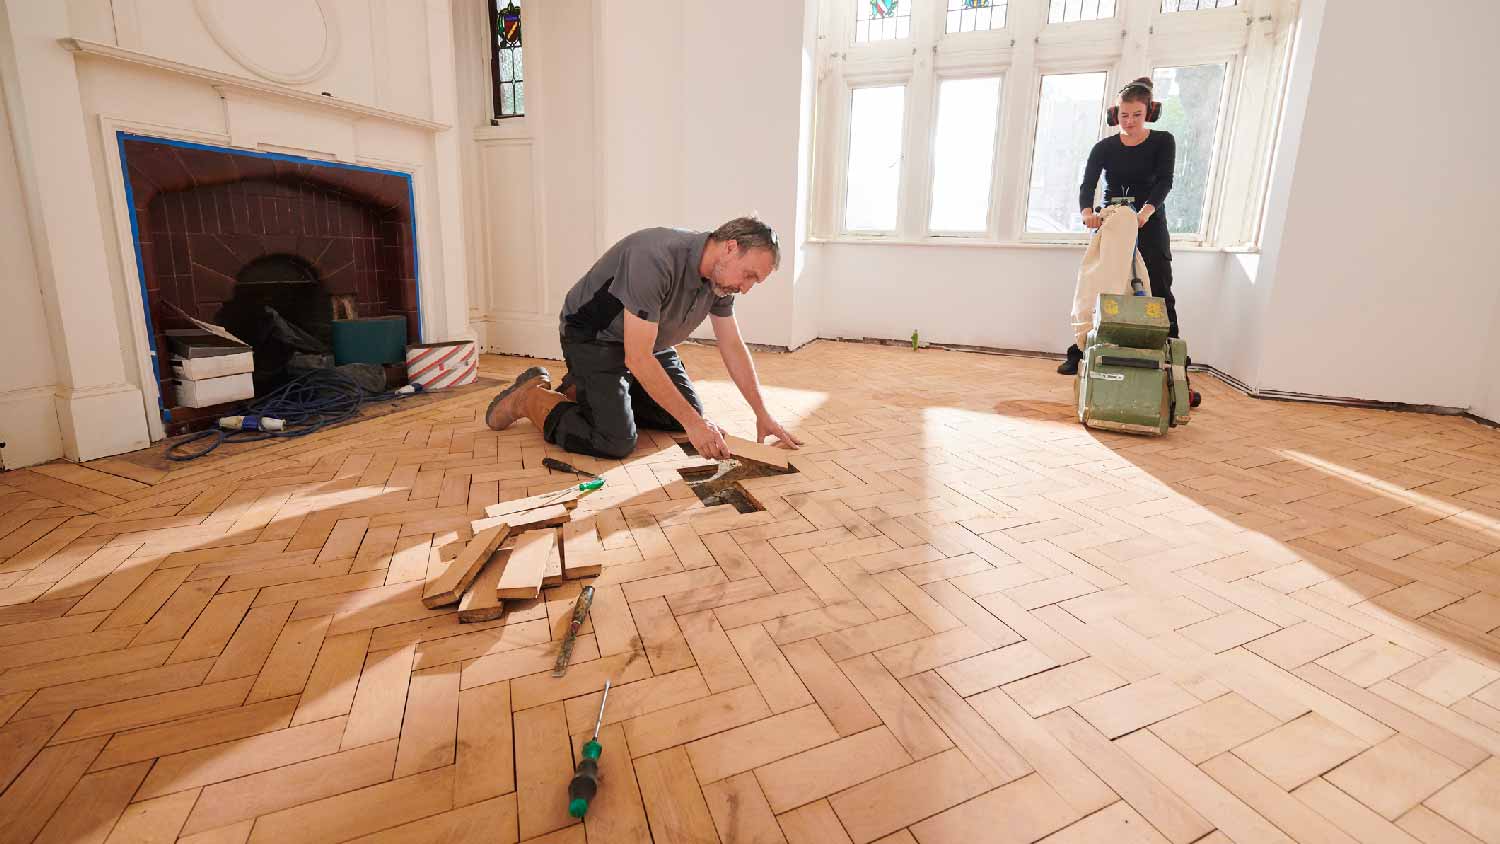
[1077,293,1191,435]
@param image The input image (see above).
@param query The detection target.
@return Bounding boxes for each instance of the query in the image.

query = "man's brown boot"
[485,366,550,430]
[521,383,568,431]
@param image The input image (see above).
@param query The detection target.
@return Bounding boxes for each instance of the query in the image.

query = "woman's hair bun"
[1129,76,1153,89]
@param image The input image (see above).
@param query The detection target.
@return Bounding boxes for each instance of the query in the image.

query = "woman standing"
[1059,77,1177,375]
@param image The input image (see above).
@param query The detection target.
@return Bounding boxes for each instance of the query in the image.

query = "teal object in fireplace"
[332,316,407,365]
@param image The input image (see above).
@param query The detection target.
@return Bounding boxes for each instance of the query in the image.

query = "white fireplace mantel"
[60,37,450,133]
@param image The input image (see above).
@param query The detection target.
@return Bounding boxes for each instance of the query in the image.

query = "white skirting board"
[0,385,64,470]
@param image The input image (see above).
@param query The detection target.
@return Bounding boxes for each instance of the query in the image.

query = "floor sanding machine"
[1075,198,1196,435]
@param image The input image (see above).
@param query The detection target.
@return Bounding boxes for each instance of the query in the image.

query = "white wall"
[115,0,434,118]
[814,243,1226,358]
[458,0,596,359]
[1222,0,1500,411]
[789,0,822,350]
[470,0,814,356]
[613,0,813,351]
[0,80,63,469]
[596,1,685,248]
[680,0,808,349]
[1476,297,1500,423]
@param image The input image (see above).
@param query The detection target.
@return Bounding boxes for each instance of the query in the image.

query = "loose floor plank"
[496,529,558,601]
[421,525,510,608]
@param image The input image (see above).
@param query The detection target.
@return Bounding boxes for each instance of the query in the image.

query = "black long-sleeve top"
[1078,131,1175,214]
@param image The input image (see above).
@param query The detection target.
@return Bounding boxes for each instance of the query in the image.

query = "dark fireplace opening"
[215,254,331,394]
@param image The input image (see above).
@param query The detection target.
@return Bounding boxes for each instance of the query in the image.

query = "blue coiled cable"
[164,369,410,462]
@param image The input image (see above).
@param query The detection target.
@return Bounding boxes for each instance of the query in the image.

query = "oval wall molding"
[194,0,341,85]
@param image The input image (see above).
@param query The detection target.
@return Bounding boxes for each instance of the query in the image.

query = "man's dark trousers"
[542,338,703,459]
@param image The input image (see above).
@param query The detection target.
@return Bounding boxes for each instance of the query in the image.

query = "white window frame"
[1016,64,1114,241]
[811,0,1298,249]
[1045,0,1120,27]
[924,71,1008,237]
[837,71,915,237]
[1146,54,1239,240]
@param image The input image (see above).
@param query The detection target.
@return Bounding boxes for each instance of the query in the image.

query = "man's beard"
[708,260,736,297]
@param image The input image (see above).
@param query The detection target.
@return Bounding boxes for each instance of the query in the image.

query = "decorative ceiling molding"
[193,0,341,85]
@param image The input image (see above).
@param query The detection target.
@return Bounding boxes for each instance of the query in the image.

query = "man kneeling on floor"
[485,217,802,461]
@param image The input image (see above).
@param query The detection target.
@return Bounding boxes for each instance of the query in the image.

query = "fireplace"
[118,134,420,425]
[217,253,329,394]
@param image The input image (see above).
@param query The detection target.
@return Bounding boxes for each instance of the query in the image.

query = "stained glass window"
[854,0,911,43]
[489,0,524,119]
[1162,0,1237,11]
[1047,0,1116,24]
[947,0,1006,33]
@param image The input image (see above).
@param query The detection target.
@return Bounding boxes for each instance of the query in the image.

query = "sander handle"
[1129,230,1146,296]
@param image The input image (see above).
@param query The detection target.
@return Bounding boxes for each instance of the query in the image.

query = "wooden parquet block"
[495,529,557,601]
[457,543,515,623]
[420,524,510,609]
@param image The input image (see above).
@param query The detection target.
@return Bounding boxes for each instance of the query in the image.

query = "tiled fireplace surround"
[120,136,420,413]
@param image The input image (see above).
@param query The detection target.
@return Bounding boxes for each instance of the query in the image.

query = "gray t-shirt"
[559,228,735,353]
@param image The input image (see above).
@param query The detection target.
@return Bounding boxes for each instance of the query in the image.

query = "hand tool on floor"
[568,679,611,818]
[552,585,596,677]
[542,457,598,478]
[539,476,607,508]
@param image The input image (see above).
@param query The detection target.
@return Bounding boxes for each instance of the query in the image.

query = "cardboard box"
[163,303,257,407]
[175,372,255,408]
[172,351,254,380]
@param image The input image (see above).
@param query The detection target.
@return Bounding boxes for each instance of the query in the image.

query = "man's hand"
[624,311,712,438]
[1082,208,1103,230]
[756,415,803,449]
[1136,204,1155,228]
[688,418,731,460]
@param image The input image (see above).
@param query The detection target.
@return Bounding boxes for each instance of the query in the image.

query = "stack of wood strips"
[419,484,599,622]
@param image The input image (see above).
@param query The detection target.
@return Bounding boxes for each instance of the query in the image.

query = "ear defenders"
[1106,81,1161,126]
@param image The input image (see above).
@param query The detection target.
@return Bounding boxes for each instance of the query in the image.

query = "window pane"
[1025,72,1106,234]
[930,77,1001,232]
[854,0,911,43]
[1151,63,1227,235]
[1048,0,1116,23]
[492,0,524,118]
[946,0,1007,33]
[844,86,905,232]
[1162,0,1236,12]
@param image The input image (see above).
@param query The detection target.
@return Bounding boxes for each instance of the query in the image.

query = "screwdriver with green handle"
[538,476,605,509]
[568,680,611,819]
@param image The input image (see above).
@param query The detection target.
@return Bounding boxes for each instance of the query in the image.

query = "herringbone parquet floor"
[2,340,1499,843]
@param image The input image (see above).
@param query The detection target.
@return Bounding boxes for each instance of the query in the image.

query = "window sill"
[807,236,1257,254]
[473,120,532,142]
